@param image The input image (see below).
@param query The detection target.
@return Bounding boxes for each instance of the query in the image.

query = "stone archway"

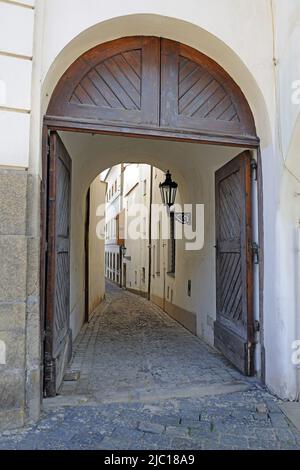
[42,36,260,396]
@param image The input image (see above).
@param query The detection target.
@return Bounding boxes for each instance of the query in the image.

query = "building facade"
[103,164,123,285]
[0,0,300,430]
[103,163,181,304]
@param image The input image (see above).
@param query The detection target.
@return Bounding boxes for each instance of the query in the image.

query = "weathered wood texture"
[214,151,254,375]
[46,37,257,146]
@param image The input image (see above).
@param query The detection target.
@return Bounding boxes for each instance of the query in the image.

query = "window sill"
[167,272,175,278]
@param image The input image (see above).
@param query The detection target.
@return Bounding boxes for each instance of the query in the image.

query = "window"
[142,267,146,283]
[168,212,176,274]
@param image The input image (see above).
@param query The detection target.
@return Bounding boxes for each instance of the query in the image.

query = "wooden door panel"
[44,132,72,397]
[214,151,254,375]
[160,39,255,138]
[48,37,160,127]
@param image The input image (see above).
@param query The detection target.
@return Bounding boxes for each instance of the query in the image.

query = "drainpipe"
[148,165,153,301]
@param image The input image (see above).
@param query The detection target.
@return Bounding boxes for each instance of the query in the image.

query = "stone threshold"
[43,380,253,409]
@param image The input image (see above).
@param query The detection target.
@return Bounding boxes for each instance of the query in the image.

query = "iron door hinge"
[252,242,260,264]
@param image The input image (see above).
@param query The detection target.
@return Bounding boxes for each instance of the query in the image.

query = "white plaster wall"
[267,111,300,400]
[69,164,106,339]
[105,165,122,244]
[89,177,106,315]
[123,164,151,295]
[261,0,300,400]
[150,148,245,345]
[37,0,273,147]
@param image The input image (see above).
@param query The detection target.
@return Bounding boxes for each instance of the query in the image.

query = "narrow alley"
[0,283,299,450]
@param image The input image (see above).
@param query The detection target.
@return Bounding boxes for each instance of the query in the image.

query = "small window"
[142,267,146,283]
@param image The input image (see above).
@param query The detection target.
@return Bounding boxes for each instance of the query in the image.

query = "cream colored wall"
[89,177,106,316]
[67,138,106,340]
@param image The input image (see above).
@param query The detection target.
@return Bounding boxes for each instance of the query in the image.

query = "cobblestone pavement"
[0,282,300,450]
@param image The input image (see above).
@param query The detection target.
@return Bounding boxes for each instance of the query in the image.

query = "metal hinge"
[250,158,258,181]
[252,242,260,264]
[254,320,260,332]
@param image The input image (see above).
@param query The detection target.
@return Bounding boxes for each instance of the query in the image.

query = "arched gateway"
[42,37,260,396]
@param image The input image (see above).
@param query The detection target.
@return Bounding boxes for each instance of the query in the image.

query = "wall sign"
[174,212,191,225]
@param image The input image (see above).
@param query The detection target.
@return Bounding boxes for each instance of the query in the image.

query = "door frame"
[84,188,90,323]
[41,121,264,383]
[40,32,265,383]
[42,131,73,397]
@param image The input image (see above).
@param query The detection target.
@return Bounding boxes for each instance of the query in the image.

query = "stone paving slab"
[0,390,300,450]
[279,402,300,432]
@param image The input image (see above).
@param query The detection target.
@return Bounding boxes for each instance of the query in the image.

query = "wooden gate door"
[44,132,72,397]
[214,151,254,375]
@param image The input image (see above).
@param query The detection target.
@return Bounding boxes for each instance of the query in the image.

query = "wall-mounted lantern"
[159,171,178,208]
